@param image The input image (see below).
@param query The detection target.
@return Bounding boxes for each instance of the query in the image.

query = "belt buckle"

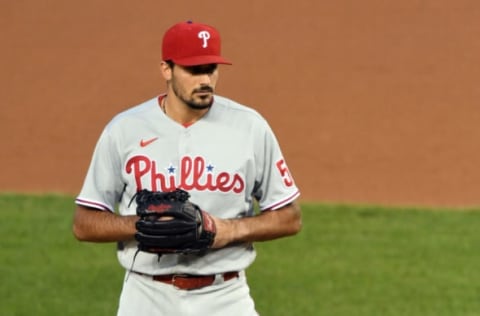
[171,274,190,290]
[172,274,186,284]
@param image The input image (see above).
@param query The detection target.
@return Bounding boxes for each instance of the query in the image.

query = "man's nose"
[198,74,212,85]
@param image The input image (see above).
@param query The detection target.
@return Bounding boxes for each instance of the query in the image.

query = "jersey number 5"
[276,159,294,187]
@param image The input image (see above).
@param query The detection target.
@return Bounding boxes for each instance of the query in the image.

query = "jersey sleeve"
[75,124,124,212]
[253,120,300,211]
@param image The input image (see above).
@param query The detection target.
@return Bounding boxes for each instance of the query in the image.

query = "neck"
[162,94,210,126]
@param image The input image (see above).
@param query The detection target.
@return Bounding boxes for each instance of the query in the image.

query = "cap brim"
[172,55,232,66]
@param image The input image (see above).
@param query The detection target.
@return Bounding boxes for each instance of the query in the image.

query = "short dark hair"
[165,60,175,69]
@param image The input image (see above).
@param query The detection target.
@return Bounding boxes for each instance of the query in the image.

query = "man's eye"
[186,65,217,75]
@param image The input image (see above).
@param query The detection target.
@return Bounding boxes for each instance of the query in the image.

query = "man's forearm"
[73,206,138,242]
[74,201,302,248]
[213,201,302,248]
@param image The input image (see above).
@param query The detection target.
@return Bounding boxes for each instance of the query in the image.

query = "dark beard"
[184,98,213,110]
[172,82,214,110]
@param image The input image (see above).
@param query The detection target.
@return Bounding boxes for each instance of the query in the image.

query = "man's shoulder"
[116,97,159,118]
[213,95,264,119]
[107,97,159,126]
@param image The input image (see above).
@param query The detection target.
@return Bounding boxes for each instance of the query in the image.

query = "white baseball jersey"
[76,94,300,275]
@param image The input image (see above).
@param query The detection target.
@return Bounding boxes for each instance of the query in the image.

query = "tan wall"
[1,1,479,207]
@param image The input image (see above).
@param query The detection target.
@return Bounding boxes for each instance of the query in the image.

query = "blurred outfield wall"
[1,1,479,207]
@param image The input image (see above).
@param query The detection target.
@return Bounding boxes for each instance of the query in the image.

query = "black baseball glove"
[131,188,216,254]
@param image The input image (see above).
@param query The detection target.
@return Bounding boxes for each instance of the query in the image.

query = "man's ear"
[160,61,173,81]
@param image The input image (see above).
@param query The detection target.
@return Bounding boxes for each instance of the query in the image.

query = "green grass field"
[1,194,480,315]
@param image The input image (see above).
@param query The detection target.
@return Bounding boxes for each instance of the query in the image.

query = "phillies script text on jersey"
[126,155,245,193]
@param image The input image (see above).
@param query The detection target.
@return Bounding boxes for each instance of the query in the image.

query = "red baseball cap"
[162,21,232,66]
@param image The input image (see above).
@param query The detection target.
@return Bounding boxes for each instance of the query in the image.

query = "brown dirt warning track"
[1,1,480,208]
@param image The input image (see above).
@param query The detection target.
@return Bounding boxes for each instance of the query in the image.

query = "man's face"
[169,63,219,110]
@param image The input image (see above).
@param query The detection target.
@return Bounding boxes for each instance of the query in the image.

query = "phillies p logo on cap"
[198,31,211,48]
[162,20,232,66]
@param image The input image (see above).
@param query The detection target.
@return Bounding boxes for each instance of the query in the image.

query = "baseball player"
[73,20,302,316]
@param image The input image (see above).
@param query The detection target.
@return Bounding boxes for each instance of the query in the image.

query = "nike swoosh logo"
[140,137,158,147]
